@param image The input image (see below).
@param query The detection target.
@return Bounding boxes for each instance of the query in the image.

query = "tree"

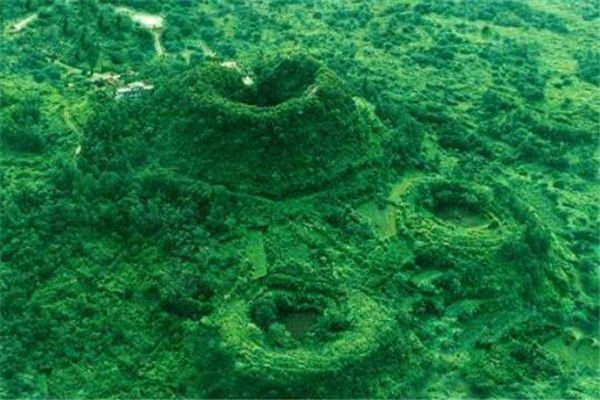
[252,296,278,330]
[0,94,45,153]
[576,50,600,86]
[187,326,238,398]
[524,222,551,257]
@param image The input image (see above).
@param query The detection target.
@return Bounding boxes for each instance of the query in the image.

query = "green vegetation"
[1,0,599,399]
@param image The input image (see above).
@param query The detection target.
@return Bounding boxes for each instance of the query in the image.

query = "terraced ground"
[0,0,598,399]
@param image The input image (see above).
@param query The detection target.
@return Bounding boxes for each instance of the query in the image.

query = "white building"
[115,81,155,100]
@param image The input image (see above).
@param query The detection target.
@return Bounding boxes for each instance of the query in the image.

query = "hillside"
[1,0,599,398]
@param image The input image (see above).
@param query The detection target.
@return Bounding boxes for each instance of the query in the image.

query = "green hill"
[1,0,598,398]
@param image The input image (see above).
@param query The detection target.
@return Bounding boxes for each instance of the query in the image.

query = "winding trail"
[115,7,165,57]
[63,110,81,136]
[63,109,83,156]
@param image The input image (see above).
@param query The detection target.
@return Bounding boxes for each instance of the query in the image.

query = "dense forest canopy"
[1,0,599,398]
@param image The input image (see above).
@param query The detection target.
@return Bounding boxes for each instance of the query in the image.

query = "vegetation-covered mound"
[1,0,598,399]
[82,56,384,198]
[391,176,574,312]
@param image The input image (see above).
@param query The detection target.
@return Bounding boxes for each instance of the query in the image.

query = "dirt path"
[53,59,81,75]
[198,41,217,58]
[115,7,165,57]
[152,31,164,56]
[115,7,163,30]
[52,59,121,82]
[198,40,216,58]
[7,13,38,34]
[63,110,81,136]
[63,109,83,155]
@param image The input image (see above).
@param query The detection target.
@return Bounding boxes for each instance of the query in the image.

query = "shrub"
[251,297,278,330]
[575,50,600,86]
